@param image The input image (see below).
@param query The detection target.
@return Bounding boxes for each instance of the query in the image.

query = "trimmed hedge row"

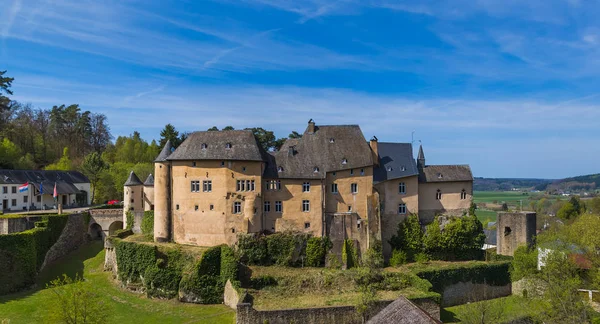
[0,214,69,295]
[114,240,239,303]
[416,262,511,294]
[236,232,331,267]
[141,211,154,237]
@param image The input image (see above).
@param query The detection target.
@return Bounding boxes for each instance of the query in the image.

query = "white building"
[0,170,91,212]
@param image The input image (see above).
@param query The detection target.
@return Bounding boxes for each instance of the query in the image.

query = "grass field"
[0,241,235,324]
[473,191,532,204]
[441,296,539,323]
[476,210,497,226]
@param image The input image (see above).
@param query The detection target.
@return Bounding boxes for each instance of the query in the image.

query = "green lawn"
[473,191,531,204]
[0,241,235,324]
[476,210,497,227]
[441,296,540,323]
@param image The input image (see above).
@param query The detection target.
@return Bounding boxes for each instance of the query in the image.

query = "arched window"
[436,189,442,200]
[461,189,467,200]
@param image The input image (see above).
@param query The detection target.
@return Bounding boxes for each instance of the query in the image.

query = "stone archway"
[89,223,103,240]
[108,221,124,236]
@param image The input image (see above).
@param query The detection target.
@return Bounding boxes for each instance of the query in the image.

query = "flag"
[53,182,58,198]
[39,182,43,195]
[18,182,29,193]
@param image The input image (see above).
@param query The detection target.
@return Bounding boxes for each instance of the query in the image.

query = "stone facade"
[41,213,88,270]
[497,212,536,256]
[125,120,473,259]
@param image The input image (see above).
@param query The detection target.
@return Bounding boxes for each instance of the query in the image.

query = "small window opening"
[341,158,347,165]
[201,143,207,149]
[195,205,199,211]
[401,166,406,171]
[386,166,393,172]
[350,169,354,175]
[192,161,196,167]
[176,204,180,210]
[210,204,214,210]
[504,226,512,236]
[221,161,225,166]
[225,143,232,149]
[278,166,284,172]
[329,138,335,143]
[304,222,311,229]
[313,167,319,173]
[242,167,246,172]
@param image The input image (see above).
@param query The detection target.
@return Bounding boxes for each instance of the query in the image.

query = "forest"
[0,71,299,203]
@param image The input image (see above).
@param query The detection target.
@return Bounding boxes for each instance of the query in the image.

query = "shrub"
[47,274,109,323]
[389,214,423,262]
[511,245,538,281]
[112,229,133,239]
[306,237,332,267]
[389,249,407,267]
[220,245,239,284]
[364,239,384,269]
[141,211,154,236]
[236,232,314,267]
[417,262,511,294]
[236,234,268,265]
[125,211,134,230]
[415,252,430,264]
[342,239,359,269]
[115,240,157,283]
[250,275,278,289]
[424,215,485,261]
[144,263,182,299]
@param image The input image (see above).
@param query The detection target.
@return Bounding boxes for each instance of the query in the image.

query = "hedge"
[115,240,157,284]
[236,232,330,267]
[141,211,154,237]
[0,214,68,295]
[416,262,511,294]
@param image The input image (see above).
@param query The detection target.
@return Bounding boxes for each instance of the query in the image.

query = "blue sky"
[1,0,599,179]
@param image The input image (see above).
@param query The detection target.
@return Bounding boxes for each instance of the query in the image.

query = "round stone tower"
[154,140,173,242]
[123,171,144,230]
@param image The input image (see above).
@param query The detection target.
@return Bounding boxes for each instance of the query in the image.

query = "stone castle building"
[124,120,473,258]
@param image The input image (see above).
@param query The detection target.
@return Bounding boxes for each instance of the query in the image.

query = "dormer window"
[386,166,393,172]
[329,138,335,143]
[201,143,208,150]
[341,158,347,165]
[278,166,284,173]
[401,166,406,171]
[437,173,443,179]
[313,167,319,173]
[225,143,232,149]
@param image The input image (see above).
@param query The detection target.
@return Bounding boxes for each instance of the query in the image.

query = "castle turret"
[123,171,144,231]
[417,144,426,171]
[154,140,173,242]
[143,174,155,211]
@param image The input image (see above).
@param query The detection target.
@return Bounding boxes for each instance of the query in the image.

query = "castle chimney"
[288,146,295,156]
[369,136,379,166]
[307,119,315,134]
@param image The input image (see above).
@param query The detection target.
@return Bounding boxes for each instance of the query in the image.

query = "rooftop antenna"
[411,130,416,145]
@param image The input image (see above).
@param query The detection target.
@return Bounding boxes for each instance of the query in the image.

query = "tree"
[159,124,182,147]
[424,215,485,260]
[81,152,107,204]
[0,70,14,112]
[207,126,219,131]
[45,147,73,171]
[388,214,423,261]
[557,202,578,221]
[246,127,277,151]
[222,126,235,131]
[47,274,109,324]
[0,138,21,169]
[569,196,583,215]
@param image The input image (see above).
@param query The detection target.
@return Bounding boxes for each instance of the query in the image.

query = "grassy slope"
[441,296,540,323]
[473,191,530,204]
[0,241,235,324]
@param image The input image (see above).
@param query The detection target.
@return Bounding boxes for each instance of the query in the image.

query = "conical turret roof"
[144,173,154,186]
[417,144,425,161]
[155,140,173,162]
[124,171,143,186]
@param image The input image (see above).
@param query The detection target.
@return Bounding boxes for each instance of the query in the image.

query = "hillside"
[546,173,600,193]
[475,173,600,193]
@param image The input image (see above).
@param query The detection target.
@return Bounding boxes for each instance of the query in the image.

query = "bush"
[415,252,430,264]
[141,211,154,236]
[342,239,359,269]
[511,245,538,281]
[115,240,157,283]
[250,275,278,289]
[220,245,239,284]
[364,239,384,269]
[144,263,182,299]
[389,249,407,267]
[236,232,316,267]
[424,215,485,261]
[417,262,511,294]
[125,211,134,230]
[306,237,332,267]
[389,214,423,262]
[112,229,133,239]
[236,234,268,265]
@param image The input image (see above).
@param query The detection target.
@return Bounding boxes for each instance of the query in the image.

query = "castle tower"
[497,212,536,256]
[154,140,173,242]
[123,171,144,230]
[143,174,155,211]
[417,144,426,171]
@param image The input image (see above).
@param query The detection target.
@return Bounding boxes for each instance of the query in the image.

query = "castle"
[123,120,473,258]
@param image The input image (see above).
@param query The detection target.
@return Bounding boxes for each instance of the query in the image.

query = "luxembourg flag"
[19,182,29,193]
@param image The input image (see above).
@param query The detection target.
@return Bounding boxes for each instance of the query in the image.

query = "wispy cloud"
[1,0,22,38]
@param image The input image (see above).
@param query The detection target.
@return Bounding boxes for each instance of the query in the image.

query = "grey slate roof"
[374,142,419,183]
[155,140,173,162]
[484,229,497,246]
[418,144,425,161]
[266,124,374,179]
[167,130,264,161]
[367,297,440,324]
[144,174,154,186]
[0,169,89,185]
[419,165,473,183]
[124,171,143,186]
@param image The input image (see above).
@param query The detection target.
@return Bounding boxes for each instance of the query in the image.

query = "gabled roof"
[374,142,419,183]
[124,171,143,186]
[155,140,173,162]
[367,296,440,324]
[419,165,473,183]
[144,174,154,186]
[0,169,89,185]
[167,130,264,161]
[266,124,374,179]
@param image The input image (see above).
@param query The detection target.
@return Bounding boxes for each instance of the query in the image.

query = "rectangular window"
[2,186,7,194]
[360,168,365,176]
[191,181,200,192]
[399,182,406,194]
[348,205,352,212]
[398,203,407,215]
[304,222,310,229]
[302,182,310,192]
[275,201,282,213]
[37,195,41,202]
[251,180,255,191]
[195,205,199,211]
[24,196,28,203]
[210,204,214,210]
[11,186,16,194]
[192,161,196,167]
[11,199,17,207]
[264,201,271,213]
[461,190,467,200]
[351,183,358,194]
[237,180,242,191]
[246,180,250,191]
[176,204,180,210]
[350,169,354,175]
[302,200,310,212]
[277,180,281,191]
[331,183,338,194]
[203,180,212,192]
[233,202,242,214]
[436,190,442,200]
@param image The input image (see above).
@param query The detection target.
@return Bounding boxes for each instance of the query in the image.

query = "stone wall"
[40,213,88,270]
[440,281,511,307]
[236,298,439,324]
[497,212,536,256]
[0,216,43,234]
[103,238,118,276]
[224,279,241,309]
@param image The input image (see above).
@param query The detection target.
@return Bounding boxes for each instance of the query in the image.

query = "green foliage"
[510,246,538,281]
[389,249,407,267]
[141,211,154,237]
[115,240,157,283]
[557,202,578,220]
[250,275,278,289]
[424,215,486,261]
[45,147,73,171]
[80,151,107,204]
[305,237,332,267]
[389,214,423,262]
[417,262,511,294]
[236,234,268,265]
[125,211,134,230]
[363,239,384,269]
[355,284,377,319]
[112,229,133,239]
[236,232,312,267]
[414,252,430,264]
[342,239,358,269]
[0,214,68,295]
[220,245,239,284]
[159,123,186,148]
[0,138,22,169]
[469,202,477,216]
[47,274,109,324]
[144,262,183,299]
